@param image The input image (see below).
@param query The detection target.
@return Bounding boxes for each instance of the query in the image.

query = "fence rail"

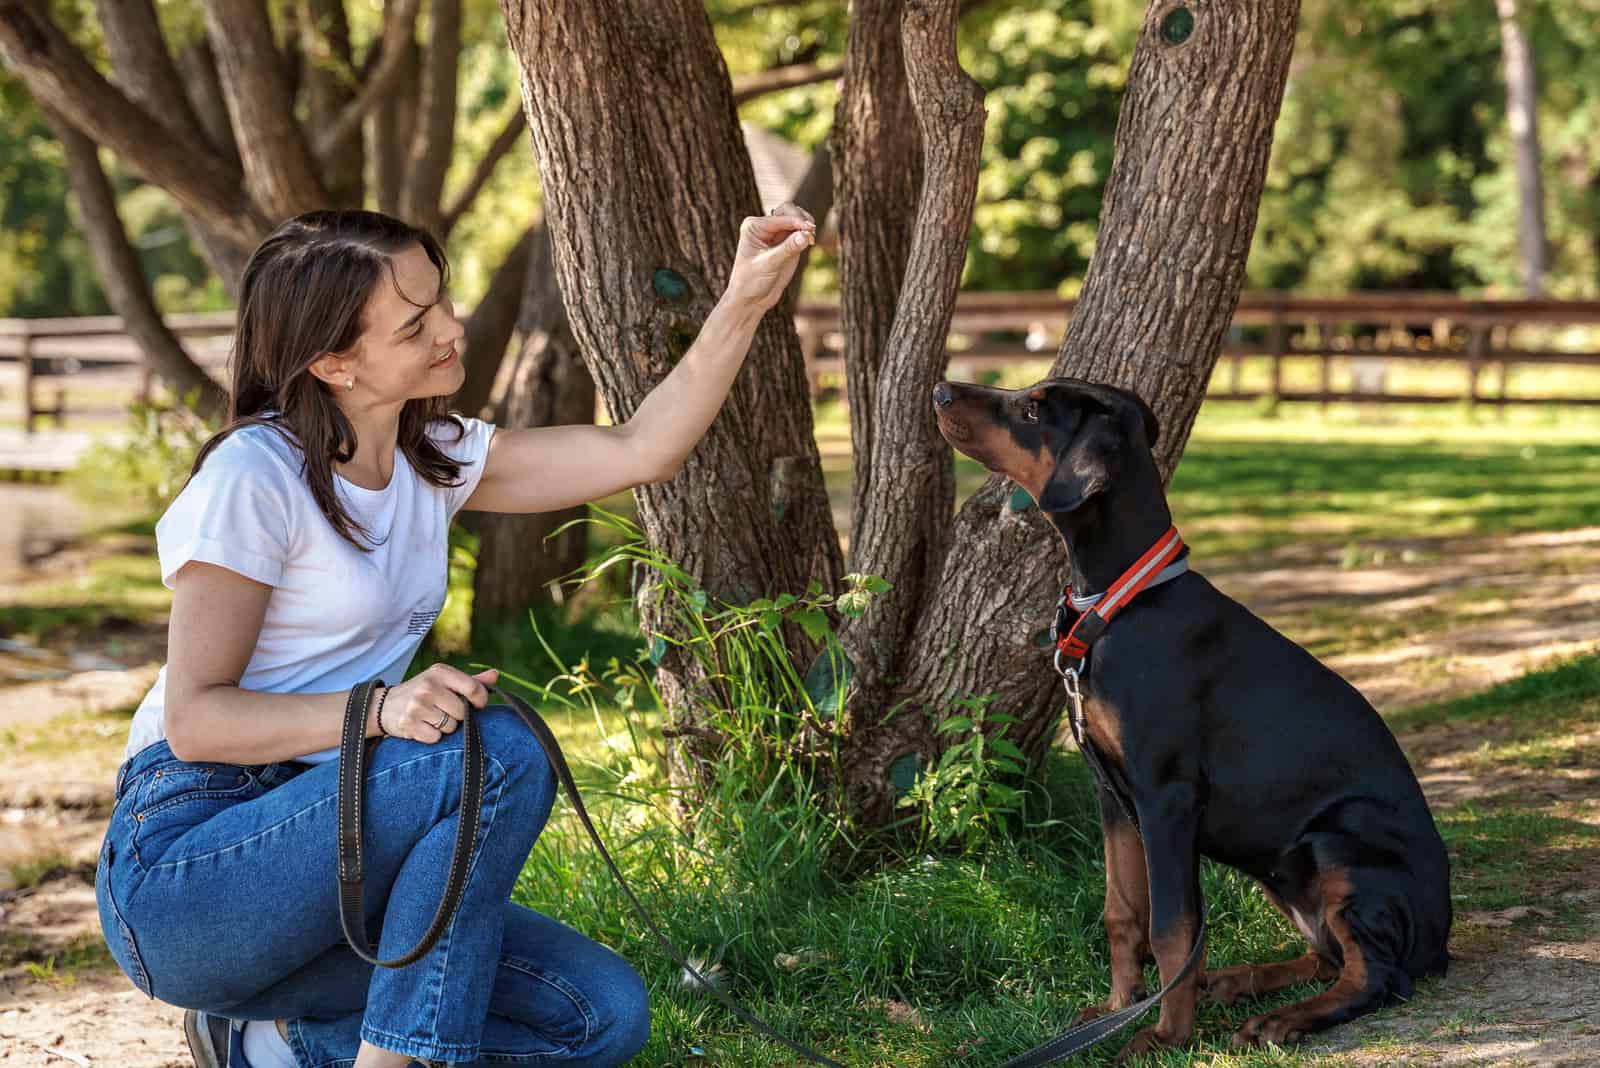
[6,294,1600,432]
[796,291,1600,407]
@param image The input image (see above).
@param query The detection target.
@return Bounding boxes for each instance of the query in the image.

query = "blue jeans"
[95,707,650,1067]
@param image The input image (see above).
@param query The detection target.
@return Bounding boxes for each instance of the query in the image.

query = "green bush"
[68,393,218,514]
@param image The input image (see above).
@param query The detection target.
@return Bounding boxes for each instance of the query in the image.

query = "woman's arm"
[163,562,495,764]
[460,206,816,515]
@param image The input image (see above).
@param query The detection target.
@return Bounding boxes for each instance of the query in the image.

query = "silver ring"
[432,711,450,731]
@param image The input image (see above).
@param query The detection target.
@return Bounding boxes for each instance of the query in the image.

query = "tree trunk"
[458,225,538,420]
[470,226,595,631]
[400,0,460,233]
[1494,0,1547,296]
[504,0,843,706]
[301,0,364,208]
[832,0,923,560]
[202,0,328,221]
[860,0,1303,827]
[838,0,980,722]
[49,110,229,418]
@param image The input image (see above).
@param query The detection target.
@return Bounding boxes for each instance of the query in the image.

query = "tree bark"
[1494,0,1548,296]
[458,225,538,420]
[203,0,327,221]
[92,0,206,144]
[470,226,595,631]
[0,0,267,250]
[370,36,422,217]
[400,0,460,233]
[174,40,241,170]
[838,0,981,728]
[832,0,924,561]
[504,1,843,652]
[49,110,229,418]
[301,0,364,208]
[868,0,1303,826]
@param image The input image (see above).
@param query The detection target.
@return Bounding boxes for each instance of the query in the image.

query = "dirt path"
[2,529,1598,1067]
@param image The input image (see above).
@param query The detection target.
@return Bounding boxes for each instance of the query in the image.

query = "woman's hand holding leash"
[374,665,498,742]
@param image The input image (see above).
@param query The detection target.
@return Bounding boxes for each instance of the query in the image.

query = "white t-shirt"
[125,416,496,764]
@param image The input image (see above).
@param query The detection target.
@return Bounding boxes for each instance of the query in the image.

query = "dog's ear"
[1037,413,1117,513]
[1124,392,1160,447]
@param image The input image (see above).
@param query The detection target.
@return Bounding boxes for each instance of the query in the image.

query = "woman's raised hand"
[376,664,498,743]
[722,202,817,315]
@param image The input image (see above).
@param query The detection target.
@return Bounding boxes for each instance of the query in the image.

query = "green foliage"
[961,0,1127,295]
[67,392,219,513]
[898,696,1027,853]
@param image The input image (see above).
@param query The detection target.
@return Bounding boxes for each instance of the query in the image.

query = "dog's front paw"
[1070,987,1147,1027]
[1232,1009,1308,1048]
[1115,1026,1186,1064]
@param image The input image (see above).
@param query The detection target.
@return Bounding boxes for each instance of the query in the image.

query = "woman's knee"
[588,954,651,1064]
[475,706,556,824]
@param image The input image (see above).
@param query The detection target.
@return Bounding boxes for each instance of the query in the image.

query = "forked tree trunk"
[503,0,844,708]
[502,0,1298,830]
[837,0,980,724]
[867,0,1303,826]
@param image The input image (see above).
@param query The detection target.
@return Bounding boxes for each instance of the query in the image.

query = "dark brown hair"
[192,210,468,548]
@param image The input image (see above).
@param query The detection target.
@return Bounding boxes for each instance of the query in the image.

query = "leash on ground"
[334,679,1204,1066]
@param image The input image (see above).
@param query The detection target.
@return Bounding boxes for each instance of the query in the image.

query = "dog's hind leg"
[1203,883,1338,1005]
[1232,867,1404,1047]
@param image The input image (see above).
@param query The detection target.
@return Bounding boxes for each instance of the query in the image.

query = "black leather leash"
[335,677,1203,1066]
[337,679,848,1067]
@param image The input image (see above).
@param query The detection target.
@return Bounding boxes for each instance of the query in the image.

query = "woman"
[96,205,816,1068]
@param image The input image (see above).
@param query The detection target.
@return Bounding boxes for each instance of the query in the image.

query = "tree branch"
[439,107,527,240]
[45,106,228,418]
[92,0,205,142]
[731,61,842,104]
[842,0,984,715]
[314,0,422,163]
[400,0,460,232]
[0,0,266,250]
[202,0,326,219]
[458,225,538,419]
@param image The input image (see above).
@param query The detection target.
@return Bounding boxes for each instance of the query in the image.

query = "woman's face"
[339,242,466,404]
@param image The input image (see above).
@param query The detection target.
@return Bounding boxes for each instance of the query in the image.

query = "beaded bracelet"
[372,686,392,737]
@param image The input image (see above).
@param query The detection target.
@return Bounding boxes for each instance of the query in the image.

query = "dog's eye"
[1021,402,1039,423]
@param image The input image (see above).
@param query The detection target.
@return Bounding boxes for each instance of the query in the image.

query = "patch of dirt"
[1312,898,1600,1067]
[1,528,1597,1066]
[1212,526,1600,711]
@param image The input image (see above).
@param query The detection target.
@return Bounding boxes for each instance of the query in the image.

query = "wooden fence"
[6,293,1600,431]
[797,291,1600,406]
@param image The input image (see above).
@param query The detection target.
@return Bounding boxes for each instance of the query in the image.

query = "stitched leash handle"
[335,678,1199,1066]
[336,679,487,968]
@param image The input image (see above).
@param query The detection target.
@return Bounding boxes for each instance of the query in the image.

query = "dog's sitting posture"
[932,377,1451,1059]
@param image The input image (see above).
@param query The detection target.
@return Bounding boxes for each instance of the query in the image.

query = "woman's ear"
[308,351,351,390]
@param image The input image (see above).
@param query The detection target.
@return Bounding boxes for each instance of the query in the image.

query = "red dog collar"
[1054,526,1187,669]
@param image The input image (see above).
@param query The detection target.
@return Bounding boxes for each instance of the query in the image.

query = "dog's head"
[931,377,1160,513]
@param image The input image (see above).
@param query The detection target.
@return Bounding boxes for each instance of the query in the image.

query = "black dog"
[932,377,1451,1059]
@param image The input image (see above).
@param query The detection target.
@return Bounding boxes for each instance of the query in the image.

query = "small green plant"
[898,696,1028,853]
[68,389,219,513]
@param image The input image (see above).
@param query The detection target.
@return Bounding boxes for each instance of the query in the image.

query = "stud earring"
[345,378,355,391]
